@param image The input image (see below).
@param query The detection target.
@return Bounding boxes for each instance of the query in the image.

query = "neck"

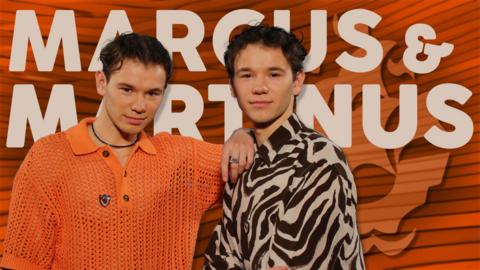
[92,113,138,146]
[254,110,293,146]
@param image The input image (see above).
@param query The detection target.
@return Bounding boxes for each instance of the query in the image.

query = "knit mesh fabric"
[1,128,223,270]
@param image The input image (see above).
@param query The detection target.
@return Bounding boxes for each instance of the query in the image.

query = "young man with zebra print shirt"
[204,26,365,270]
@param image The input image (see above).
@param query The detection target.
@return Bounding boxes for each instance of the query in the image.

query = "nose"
[252,77,268,94]
[131,94,146,114]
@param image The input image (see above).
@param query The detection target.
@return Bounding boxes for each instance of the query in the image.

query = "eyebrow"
[117,83,134,88]
[267,67,287,72]
[236,67,287,73]
[117,83,163,92]
[236,68,252,73]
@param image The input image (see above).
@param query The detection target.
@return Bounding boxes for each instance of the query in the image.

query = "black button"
[124,171,127,177]
[123,194,129,202]
[102,150,110,157]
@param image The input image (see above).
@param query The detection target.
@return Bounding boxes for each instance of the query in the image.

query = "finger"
[246,144,254,170]
[229,149,240,182]
[221,148,230,182]
[237,145,247,175]
[230,162,239,182]
[268,267,288,270]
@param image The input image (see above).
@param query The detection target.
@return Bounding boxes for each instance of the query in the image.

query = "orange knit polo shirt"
[1,118,224,270]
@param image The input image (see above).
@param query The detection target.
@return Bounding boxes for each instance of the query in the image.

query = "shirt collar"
[66,117,157,156]
[254,114,305,165]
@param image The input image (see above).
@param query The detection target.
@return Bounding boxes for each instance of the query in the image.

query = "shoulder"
[28,132,70,159]
[296,127,347,169]
[151,132,222,152]
[150,133,222,161]
[151,132,198,151]
[293,132,354,199]
[16,133,70,185]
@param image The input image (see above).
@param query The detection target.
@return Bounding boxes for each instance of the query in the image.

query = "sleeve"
[192,139,225,211]
[0,145,58,270]
[203,181,243,270]
[266,147,365,269]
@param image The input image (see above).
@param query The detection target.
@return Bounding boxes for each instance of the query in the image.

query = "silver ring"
[229,157,239,164]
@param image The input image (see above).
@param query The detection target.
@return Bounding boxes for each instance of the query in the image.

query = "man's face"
[231,44,305,127]
[95,59,166,135]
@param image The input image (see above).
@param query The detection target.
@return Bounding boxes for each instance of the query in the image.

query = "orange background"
[0,1,479,269]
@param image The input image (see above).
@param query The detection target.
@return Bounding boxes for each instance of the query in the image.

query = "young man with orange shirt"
[1,33,253,269]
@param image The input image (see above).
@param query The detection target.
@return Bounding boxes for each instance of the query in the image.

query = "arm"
[203,181,243,270]
[266,153,365,269]
[193,139,224,211]
[193,128,255,211]
[198,130,255,268]
[0,146,57,270]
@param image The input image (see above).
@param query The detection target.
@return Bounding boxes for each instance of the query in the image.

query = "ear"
[292,70,306,96]
[95,71,107,96]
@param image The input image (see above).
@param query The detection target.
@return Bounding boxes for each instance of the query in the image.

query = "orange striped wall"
[0,1,479,269]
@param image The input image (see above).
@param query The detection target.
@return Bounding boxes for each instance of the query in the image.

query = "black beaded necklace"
[91,123,138,148]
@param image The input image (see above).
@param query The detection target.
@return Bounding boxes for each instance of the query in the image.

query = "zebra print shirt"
[204,114,365,270]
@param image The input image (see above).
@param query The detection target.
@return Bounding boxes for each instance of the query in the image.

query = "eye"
[270,72,281,77]
[120,87,132,93]
[239,73,252,79]
[148,90,161,96]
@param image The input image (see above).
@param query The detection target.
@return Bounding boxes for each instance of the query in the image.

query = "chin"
[247,113,275,125]
[119,124,144,135]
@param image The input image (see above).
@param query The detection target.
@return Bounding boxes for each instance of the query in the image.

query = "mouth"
[124,115,146,126]
[250,101,273,109]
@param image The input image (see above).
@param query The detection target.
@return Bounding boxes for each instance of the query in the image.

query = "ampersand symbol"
[403,23,454,74]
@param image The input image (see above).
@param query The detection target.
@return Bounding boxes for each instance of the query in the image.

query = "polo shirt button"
[102,150,109,157]
[123,194,130,202]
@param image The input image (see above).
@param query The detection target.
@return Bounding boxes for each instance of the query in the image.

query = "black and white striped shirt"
[204,114,365,270]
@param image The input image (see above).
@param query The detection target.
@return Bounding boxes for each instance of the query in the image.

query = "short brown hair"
[99,32,172,87]
[224,25,307,82]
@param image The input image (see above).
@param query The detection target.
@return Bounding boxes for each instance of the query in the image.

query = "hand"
[222,128,255,182]
[268,267,288,270]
